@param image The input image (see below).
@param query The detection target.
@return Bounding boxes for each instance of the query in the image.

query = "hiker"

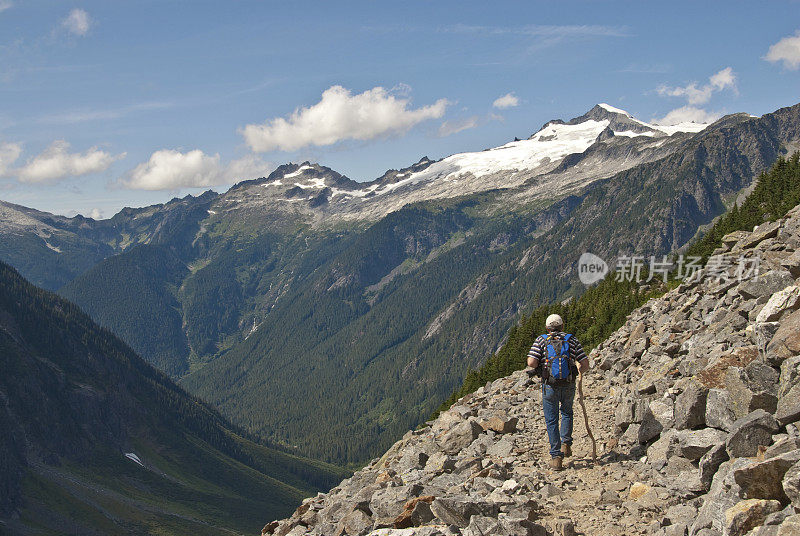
[527,314,589,471]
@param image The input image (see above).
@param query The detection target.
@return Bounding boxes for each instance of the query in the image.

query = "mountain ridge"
[0,261,347,534]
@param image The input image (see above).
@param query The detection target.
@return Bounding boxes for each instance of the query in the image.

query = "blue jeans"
[542,383,576,458]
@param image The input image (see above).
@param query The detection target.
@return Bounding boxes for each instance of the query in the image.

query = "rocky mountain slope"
[261,204,800,535]
[0,261,345,535]
[3,102,799,466]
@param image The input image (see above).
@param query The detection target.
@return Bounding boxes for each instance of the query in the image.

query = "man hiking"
[527,314,589,471]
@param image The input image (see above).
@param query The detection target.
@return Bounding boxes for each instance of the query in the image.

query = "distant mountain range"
[2,102,799,465]
[0,262,346,535]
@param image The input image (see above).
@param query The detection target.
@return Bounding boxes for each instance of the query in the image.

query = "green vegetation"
[687,152,800,259]
[435,275,666,416]
[0,261,347,534]
[60,244,192,376]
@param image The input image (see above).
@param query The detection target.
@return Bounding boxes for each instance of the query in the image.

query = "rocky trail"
[263,205,800,536]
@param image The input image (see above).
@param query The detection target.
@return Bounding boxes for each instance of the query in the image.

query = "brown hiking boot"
[549,456,563,471]
[561,443,572,458]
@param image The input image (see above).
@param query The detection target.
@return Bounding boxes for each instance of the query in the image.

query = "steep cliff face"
[262,204,800,536]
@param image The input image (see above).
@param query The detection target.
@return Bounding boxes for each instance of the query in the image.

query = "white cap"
[546,314,564,330]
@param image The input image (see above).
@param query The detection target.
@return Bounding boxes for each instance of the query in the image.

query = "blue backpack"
[541,333,573,382]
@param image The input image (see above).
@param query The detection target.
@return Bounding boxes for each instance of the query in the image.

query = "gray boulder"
[424,452,457,475]
[766,309,800,365]
[723,499,782,536]
[699,443,729,491]
[726,410,780,458]
[675,381,709,430]
[429,496,498,528]
[775,383,800,426]
[676,428,728,461]
[778,356,800,399]
[784,460,800,511]
[650,399,676,430]
[336,508,373,536]
[706,389,738,432]
[739,270,795,300]
[369,485,423,520]
[725,364,779,419]
[733,450,800,502]
[757,285,800,323]
[764,437,800,459]
[639,406,664,444]
[438,420,482,455]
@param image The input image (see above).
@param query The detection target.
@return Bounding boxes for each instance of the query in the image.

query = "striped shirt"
[527,331,588,367]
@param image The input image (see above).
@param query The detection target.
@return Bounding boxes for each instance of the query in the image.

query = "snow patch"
[598,103,632,116]
[293,177,327,189]
[207,209,217,215]
[282,165,312,179]
[44,242,62,253]
[650,121,708,135]
[124,452,144,467]
[613,130,656,138]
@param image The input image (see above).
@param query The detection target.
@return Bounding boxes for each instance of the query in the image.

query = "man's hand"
[578,359,589,374]
[527,357,539,369]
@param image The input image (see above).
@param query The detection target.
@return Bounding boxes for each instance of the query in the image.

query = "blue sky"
[1,1,799,218]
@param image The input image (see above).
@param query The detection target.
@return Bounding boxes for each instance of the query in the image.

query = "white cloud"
[121,149,272,190]
[0,141,22,176]
[16,141,123,183]
[62,8,91,37]
[657,67,736,105]
[87,208,104,219]
[765,31,800,70]
[0,1,13,14]
[492,93,519,109]
[222,154,273,183]
[438,117,479,137]
[652,106,721,126]
[241,85,449,152]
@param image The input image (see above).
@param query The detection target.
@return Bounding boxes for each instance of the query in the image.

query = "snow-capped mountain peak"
[225,104,713,224]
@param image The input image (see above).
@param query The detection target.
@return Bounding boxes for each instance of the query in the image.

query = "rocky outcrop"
[263,203,800,535]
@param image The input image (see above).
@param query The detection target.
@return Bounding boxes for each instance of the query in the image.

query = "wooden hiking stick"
[577,372,597,463]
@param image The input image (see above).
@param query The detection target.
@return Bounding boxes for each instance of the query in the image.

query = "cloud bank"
[657,67,736,105]
[765,31,800,70]
[654,67,736,126]
[492,93,519,109]
[121,149,271,190]
[13,141,123,183]
[241,85,449,152]
[652,106,721,126]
